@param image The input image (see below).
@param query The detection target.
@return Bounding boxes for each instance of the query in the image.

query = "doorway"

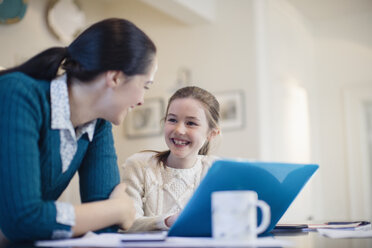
[344,86,372,220]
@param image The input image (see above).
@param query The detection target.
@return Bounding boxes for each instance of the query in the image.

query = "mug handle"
[255,200,271,234]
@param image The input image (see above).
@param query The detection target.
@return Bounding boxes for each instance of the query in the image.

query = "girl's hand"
[165,212,180,227]
[109,183,136,230]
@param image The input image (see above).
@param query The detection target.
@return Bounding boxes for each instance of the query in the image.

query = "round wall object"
[0,0,28,24]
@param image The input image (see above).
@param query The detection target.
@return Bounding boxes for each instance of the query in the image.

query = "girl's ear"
[207,128,221,141]
[105,70,125,88]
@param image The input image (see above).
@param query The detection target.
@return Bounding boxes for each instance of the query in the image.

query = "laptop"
[168,159,319,237]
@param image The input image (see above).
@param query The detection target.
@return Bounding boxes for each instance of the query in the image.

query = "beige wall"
[102,0,259,166]
[1,0,372,222]
[254,0,372,221]
[313,27,372,220]
[0,0,58,67]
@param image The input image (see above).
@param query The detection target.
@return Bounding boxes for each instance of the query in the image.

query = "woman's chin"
[111,112,127,125]
[111,120,120,126]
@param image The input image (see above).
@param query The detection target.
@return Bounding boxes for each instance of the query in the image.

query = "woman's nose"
[137,98,144,106]
[137,96,144,106]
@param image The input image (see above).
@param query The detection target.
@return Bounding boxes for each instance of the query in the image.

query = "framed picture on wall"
[215,90,245,131]
[124,98,164,139]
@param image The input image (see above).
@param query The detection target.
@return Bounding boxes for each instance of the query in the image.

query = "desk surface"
[279,231,372,248]
[1,231,372,248]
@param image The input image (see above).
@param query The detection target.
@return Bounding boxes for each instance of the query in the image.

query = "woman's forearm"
[72,198,134,237]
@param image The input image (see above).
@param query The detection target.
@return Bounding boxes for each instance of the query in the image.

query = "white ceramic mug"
[212,190,270,241]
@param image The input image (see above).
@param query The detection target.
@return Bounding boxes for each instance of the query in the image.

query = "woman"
[0,18,157,242]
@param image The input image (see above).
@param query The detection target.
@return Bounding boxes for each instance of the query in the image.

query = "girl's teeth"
[173,139,188,145]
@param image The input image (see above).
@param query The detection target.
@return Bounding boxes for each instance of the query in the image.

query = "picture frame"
[215,90,245,131]
[124,97,164,139]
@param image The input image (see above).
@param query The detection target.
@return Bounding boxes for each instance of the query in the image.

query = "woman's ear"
[105,70,125,88]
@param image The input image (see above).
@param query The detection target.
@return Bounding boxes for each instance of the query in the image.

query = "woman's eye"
[167,118,177,123]
[144,81,153,90]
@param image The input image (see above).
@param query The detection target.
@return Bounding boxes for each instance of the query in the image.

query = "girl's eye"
[187,121,198,126]
[167,118,177,123]
[144,86,149,90]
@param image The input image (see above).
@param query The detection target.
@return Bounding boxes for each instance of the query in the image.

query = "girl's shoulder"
[198,155,220,171]
[199,155,220,168]
[123,151,159,169]
[197,155,220,177]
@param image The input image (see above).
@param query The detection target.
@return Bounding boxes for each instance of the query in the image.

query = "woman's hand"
[109,183,136,230]
[165,212,180,227]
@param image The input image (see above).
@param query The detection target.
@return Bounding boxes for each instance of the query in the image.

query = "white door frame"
[344,85,372,220]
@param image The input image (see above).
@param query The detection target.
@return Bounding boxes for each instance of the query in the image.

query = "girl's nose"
[175,123,186,134]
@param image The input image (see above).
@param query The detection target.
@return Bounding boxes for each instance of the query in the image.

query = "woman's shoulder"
[0,72,50,120]
[0,72,50,95]
[0,72,49,86]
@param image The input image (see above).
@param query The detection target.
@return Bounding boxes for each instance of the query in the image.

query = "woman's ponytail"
[0,47,68,81]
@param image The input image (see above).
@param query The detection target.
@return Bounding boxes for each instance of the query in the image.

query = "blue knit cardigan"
[0,72,120,241]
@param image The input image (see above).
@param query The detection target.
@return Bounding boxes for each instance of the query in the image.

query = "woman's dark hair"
[148,86,220,167]
[0,18,156,82]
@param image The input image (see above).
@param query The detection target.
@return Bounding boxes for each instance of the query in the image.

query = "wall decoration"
[168,67,192,93]
[124,98,164,139]
[215,90,245,131]
[0,0,28,24]
[46,0,85,43]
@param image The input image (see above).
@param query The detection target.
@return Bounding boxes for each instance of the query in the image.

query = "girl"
[0,18,157,242]
[122,86,221,231]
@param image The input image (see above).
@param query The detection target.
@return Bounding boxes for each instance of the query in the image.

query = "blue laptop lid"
[168,159,319,237]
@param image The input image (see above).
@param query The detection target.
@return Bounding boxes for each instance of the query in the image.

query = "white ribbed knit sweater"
[122,152,217,232]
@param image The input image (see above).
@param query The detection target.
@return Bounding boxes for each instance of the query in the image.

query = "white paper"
[35,233,123,247]
[119,231,167,241]
[318,228,372,238]
[35,233,293,247]
[307,222,371,230]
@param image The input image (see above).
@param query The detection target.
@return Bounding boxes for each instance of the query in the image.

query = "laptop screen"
[168,159,319,237]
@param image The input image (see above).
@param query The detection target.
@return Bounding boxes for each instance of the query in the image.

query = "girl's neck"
[166,154,198,169]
